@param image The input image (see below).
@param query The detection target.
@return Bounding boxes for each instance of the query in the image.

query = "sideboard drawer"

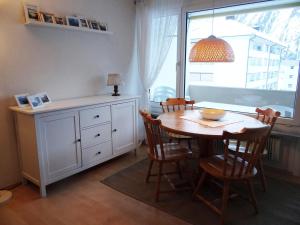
[82,141,112,166]
[80,106,111,128]
[81,124,111,148]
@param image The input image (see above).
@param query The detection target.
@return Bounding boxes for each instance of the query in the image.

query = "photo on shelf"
[79,18,89,28]
[40,12,55,23]
[37,92,51,104]
[23,3,40,22]
[14,93,30,107]
[66,16,80,27]
[55,16,66,25]
[89,20,100,30]
[99,22,108,31]
[27,95,44,109]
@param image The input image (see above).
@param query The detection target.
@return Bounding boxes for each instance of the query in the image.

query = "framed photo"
[66,16,80,27]
[99,22,108,31]
[40,12,55,23]
[27,95,44,109]
[23,3,40,22]
[79,18,89,28]
[55,16,66,25]
[37,92,51,104]
[14,93,30,107]
[88,20,100,30]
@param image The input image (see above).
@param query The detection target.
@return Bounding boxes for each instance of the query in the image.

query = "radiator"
[266,135,282,161]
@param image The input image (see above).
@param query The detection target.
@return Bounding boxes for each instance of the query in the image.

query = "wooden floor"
[0,148,189,225]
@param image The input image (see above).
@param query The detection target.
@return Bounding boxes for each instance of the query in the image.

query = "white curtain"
[136,0,182,109]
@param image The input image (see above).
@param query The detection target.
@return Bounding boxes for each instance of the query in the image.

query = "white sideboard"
[10,95,139,197]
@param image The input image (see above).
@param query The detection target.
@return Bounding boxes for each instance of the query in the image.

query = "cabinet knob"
[94,115,100,118]
[95,133,101,137]
[96,151,101,155]
[77,139,81,142]
[112,129,117,132]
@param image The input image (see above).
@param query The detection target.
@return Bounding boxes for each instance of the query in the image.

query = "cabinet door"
[111,101,136,154]
[39,111,81,182]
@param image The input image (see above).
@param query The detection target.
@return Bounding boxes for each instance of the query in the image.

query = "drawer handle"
[95,133,101,137]
[77,139,81,143]
[96,151,101,155]
[94,115,100,118]
[112,129,117,132]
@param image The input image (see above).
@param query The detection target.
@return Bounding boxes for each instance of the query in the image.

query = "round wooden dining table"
[158,110,265,156]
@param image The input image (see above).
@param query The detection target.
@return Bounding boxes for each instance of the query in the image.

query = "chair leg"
[246,179,258,214]
[155,162,163,202]
[257,157,267,192]
[145,160,154,183]
[220,181,230,225]
[193,171,207,196]
[176,161,183,179]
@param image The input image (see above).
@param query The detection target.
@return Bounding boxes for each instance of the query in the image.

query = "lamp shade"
[189,35,235,62]
[107,73,121,86]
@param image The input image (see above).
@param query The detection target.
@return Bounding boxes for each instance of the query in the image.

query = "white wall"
[0,0,141,188]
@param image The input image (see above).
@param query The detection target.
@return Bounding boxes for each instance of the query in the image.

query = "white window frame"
[178,0,300,135]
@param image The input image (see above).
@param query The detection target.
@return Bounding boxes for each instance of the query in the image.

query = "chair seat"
[166,131,192,139]
[151,143,192,161]
[200,154,257,180]
[228,140,268,155]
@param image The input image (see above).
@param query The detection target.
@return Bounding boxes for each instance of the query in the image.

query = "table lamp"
[107,73,121,96]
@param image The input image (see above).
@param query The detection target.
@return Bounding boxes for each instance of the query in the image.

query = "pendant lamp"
[189,1,235,62]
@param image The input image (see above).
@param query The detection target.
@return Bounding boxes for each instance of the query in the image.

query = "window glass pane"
[185,6,300,118]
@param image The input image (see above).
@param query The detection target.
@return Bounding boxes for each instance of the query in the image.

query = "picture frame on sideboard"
[27,95,44,109]
[37,92,51,104]
[14,93,30,108]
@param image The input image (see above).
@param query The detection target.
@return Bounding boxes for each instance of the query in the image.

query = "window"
[184,1,300,120]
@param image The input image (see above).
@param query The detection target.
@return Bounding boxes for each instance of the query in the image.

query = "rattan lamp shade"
[189,35,235,62]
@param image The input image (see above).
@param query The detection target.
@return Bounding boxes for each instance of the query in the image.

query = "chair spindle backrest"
[255,108,280,129]
[255,108,280,151]
[160,98,195,113]
[223,126,270,178]
[139,110,165,160]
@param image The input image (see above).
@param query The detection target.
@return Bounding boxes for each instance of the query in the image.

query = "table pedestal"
[197,139,215,157]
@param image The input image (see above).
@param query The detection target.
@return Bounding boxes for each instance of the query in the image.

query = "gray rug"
[102,159,300,225]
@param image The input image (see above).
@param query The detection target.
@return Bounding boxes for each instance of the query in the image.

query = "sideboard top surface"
[10,95,140,115]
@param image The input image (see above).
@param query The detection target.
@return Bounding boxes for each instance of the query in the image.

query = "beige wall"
[0,0,141,188]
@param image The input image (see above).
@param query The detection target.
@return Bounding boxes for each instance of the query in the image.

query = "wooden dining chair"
[193,126,270,225]
[228,108,280,192]
[139,110,192,202]
[160,98,195,149]
[160,98,195,113]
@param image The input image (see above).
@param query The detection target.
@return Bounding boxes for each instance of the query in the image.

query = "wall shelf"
[25,21,113,35]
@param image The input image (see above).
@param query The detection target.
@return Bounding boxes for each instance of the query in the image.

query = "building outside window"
[184,3,300,119]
